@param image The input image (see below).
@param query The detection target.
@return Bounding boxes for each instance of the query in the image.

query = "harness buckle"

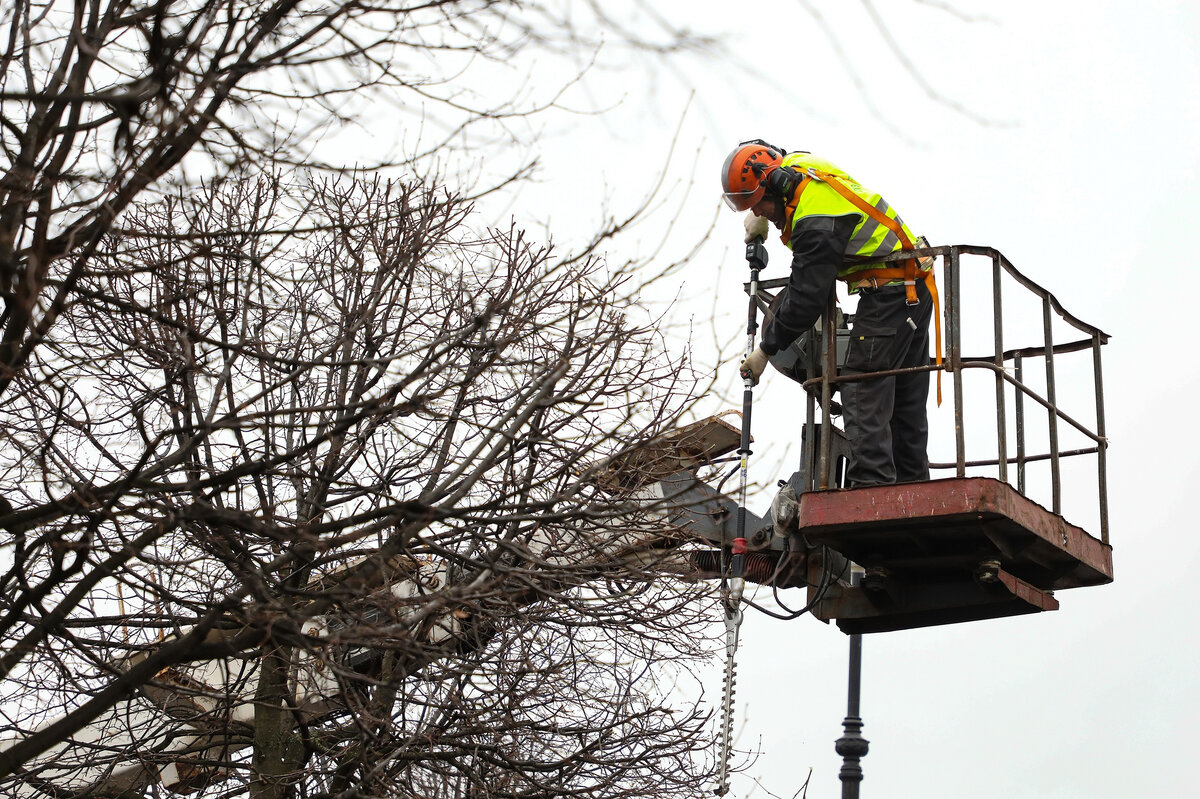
[904,278,919,306]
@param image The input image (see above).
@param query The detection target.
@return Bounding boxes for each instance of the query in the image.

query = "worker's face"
[751,196,785,229]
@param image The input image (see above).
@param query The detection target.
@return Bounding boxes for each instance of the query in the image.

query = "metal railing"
[757,245,1110,542]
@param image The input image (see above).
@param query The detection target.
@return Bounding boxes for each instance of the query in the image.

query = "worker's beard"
[765,198,787,230]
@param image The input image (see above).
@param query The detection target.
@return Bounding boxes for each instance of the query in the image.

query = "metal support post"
[835,570,869,798]
[991,252,1008,483]
[1092,332,1109,543]
[948,248,966,476]
[1042,296,1061,513]
[818,290,837,489]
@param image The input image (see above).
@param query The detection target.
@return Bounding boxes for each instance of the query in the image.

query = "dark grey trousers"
[840,280,933,487]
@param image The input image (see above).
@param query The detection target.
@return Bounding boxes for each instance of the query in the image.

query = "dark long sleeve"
[760,213,858,356]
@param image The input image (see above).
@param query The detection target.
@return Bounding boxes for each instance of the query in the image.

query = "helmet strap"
[738,138,787,157]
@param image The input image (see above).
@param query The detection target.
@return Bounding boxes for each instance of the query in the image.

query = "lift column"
[835,569,869,799]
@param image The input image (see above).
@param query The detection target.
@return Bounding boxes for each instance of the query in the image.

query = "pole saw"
[715,230,768,796]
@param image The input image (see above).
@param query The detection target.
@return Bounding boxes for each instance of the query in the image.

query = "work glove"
[744,213,769,243]
[740,347,769,384]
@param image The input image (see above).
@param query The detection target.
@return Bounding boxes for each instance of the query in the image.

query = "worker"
[720,140,935,487]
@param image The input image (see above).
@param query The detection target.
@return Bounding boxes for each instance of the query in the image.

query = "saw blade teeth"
[717,598,743,796]
[717,655,738,792]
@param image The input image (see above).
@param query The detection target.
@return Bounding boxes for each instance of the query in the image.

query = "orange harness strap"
[810,169,944,403]
[779,175,812,245]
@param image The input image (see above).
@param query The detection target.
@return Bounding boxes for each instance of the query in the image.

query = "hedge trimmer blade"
[715,596,742,796]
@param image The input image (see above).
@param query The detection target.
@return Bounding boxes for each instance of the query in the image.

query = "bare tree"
[0,0,714,394]
[0,170,719,797]
[0,2,727,797]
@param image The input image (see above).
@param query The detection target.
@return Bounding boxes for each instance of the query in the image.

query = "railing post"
[803,390,817,494]
[1042,296,1061,514]
[1093,332,1109,542]
[819,290,837,489]
[1015,355,1027,496]
[948,248,966,476]
[992,252,1008,483]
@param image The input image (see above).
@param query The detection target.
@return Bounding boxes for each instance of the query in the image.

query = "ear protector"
[764,165,800,198]
[751,162,801,200]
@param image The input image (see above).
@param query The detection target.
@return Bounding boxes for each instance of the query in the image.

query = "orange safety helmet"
[721,139,785,211]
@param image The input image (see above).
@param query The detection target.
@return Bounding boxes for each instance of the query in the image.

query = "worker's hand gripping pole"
[730,235,767,600]
[716,235,768,798]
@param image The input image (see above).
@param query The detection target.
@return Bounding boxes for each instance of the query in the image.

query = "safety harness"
[782,168,943,402]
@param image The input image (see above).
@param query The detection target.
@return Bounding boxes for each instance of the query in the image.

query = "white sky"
[351,1,1199,796]
[473,2,1199,797]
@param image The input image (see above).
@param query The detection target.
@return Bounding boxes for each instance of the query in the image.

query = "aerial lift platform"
[638,244,1112,634]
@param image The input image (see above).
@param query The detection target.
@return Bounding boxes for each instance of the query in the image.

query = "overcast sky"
[481,2,1199,797]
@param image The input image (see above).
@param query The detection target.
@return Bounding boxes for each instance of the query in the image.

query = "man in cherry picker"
[721,140,937,487]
